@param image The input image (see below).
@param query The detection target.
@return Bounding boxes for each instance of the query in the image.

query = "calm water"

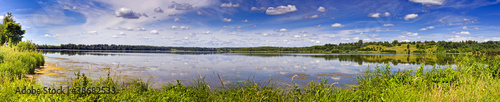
[37,51,460,87]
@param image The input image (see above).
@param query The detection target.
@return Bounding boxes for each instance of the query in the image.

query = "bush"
[15,40,37,52]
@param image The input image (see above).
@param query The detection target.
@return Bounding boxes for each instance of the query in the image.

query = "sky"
[1,0,500,47]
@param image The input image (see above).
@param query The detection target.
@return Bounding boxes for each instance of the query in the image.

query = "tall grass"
[0,41,44,77]
[1,50,500,101]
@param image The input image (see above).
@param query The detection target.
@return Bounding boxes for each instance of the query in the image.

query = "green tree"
[1,12,25,45]
[392,40,399,45]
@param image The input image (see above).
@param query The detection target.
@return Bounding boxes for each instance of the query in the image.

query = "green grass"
[2,44,500,101]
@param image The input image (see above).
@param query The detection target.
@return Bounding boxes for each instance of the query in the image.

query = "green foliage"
[15,40,37,52]
[1,13,25,45]
[0,47,44,76]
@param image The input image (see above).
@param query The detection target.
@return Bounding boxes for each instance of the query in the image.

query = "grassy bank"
[0,41,44,77]
[1,47,500,101]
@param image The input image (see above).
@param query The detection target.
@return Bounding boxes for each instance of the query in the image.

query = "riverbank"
[2,49,500,101]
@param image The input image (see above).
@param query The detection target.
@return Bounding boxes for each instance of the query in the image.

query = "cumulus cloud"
[174,18,180,22]
[368,13,381,18]
[222,18,232,22]
[251,7,266,11]
[409,0,445,5]
[419,26,435,31]
[383,24,395,26]
[168,1,195,10]
[462,26,468,29]
[154,7,164,13]
[180,26,189,30]
[220,2,240,8]
[241,19,249,22]
[317,6,326,12]
[197,11,203,15]
[427,26,435,29]
[331,23,344,27]
[404,32,418,36]
[279,28,288,32]
[150,30,159,34]
[454,31,470,35]
[115,8,142,19]
[266,5,298,15]
[43,34,53,37]
[293,35,302,38]
[404,14,418,20]
[384,12,391,16]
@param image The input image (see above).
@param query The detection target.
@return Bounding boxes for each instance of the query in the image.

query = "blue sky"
[1,0,500,47]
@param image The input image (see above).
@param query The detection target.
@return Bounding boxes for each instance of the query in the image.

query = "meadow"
[1,42,500,101]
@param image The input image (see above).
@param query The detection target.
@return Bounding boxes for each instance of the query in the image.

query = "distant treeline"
[38,40,500,53]
[234,40,500,54]
[37,44,239,51]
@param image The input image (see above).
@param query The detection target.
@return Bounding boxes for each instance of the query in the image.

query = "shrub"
[15,40,37,52]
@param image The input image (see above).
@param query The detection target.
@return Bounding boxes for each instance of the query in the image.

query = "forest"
[38,40,500,54]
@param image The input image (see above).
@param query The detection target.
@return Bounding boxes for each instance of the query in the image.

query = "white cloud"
[331,23,344,27]
[220,2,240,8]
[43,34,53,37]
[180,26,189,30]
[404,14,418,20]
[150,30,159,34]
[251,7,266,11]
[314,24,321,28]
[426,26,435,29]
[304,15,319,19]
[168,1,195,10]
[84,31,98,35]
[115,8,142,19]
[197,11,203,15]
[294,35,302,38]
[202,31,212,34]
[222,18,232,22]
[419,26,435,31]
[174,18,180,22]
[384,12,391,17]
[409,0,445,5]
[154,7,163,13]
[454,31,470,35]
[368,13,381,18]
[310,15,319,18]
[474,27,479,29]
[241,19,249,22]
[236,26,242,29]
[317,6,326,12]
[404,32,418,36]
[383,24,394,26]
[462,26,468,29]
[171,26,178,29]
[119,32,125,35]
[279,28,288,32]
[266,5,298,15]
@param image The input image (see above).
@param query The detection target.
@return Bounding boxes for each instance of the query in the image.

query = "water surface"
[36,51,460,87]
